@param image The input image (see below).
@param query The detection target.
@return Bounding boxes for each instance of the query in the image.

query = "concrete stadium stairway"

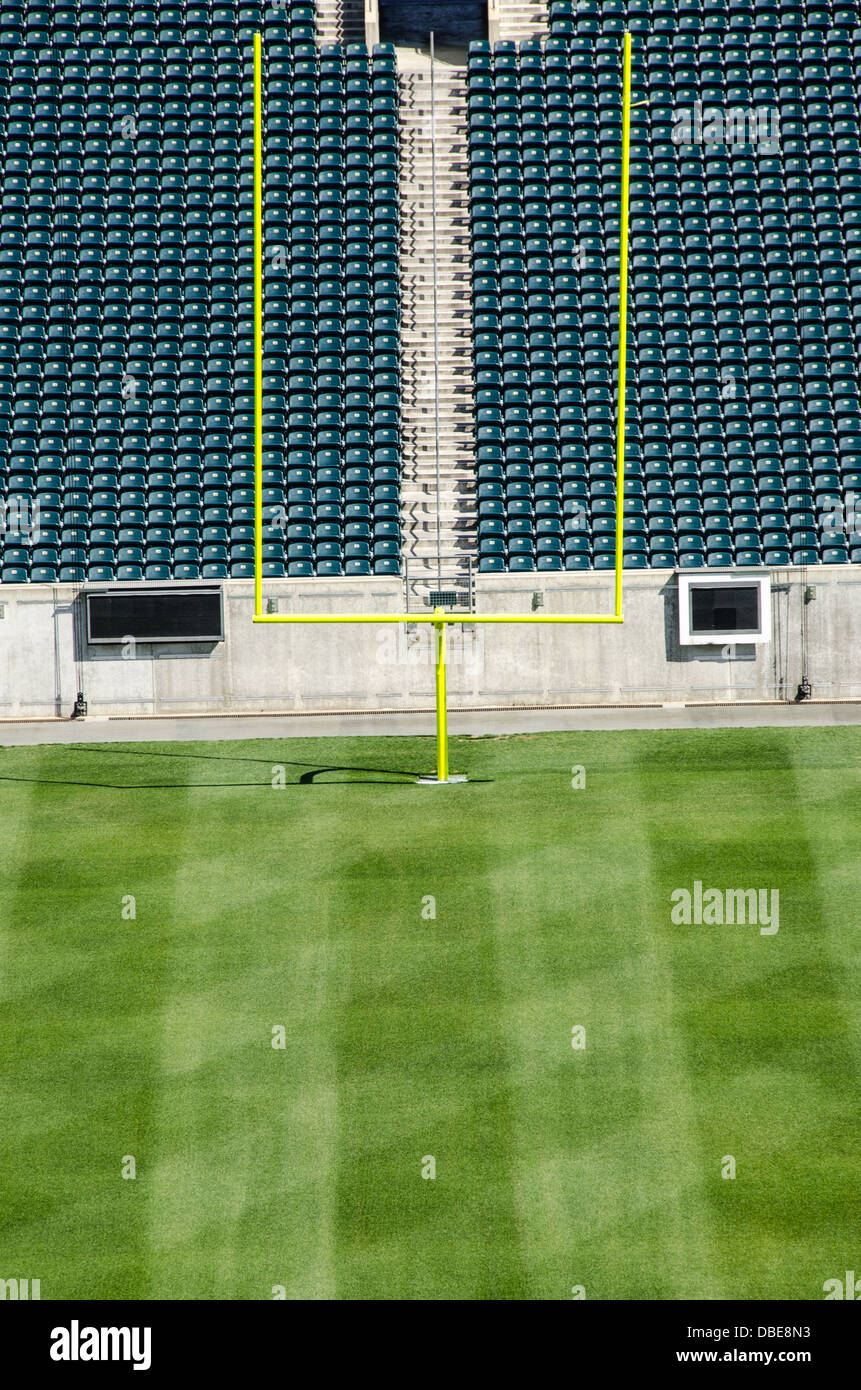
[493,0,550,43]
[397,53,477,597]
[315,0,366,46]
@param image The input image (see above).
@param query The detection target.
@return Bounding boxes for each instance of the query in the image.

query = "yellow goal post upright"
[251,30,635,784]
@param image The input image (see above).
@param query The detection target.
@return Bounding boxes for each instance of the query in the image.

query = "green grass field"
[1,727,859,1301]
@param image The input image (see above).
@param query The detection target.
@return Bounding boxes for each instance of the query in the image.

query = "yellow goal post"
[251,30,635,781]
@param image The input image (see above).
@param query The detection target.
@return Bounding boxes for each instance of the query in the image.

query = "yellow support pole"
[614,30,632,619]
[434,611,448,782]
[253,31,263,618]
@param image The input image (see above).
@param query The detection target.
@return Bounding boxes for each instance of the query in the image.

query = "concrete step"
[402,440,476,448]
[406,550,475,561]
[405,508,477,516]
[403,473,475,481]
[403,414,476,422]
[402,446,476,455]
[402,495,476,504]
[404,377,475,385]
[403,484,476,493]
[404,487,476,495]
[404,315,471,325]
[406,383,478,394]
[403,482,476,493]
[403,522,478,534]
[402,514,478,526]
[402,444,476,452]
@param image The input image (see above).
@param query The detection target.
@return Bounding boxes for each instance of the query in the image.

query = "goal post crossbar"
[252,613,625,624]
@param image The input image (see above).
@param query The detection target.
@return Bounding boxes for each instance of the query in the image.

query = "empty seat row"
[0,4,315,48]
[545,0,861,35]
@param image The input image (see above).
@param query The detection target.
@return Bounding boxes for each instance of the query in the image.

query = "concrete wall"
[0,568,858,720]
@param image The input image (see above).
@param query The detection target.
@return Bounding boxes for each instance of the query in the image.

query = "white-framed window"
[678,572,771,646]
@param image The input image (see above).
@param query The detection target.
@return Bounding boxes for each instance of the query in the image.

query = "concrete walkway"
[0,700,859,747]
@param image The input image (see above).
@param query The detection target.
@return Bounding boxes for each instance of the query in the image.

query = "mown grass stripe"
[330,770,527,1300]
[480,735,720,1299]
[637,727,860,1299]
[0,742,192,1299]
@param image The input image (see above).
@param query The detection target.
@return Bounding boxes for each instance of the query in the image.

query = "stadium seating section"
[469,16,861,571]
[2,1,861,580]
[0,5,402,582]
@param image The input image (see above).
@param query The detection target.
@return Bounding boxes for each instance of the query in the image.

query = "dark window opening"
[87,588,224,643]
[690,586,760,635]
[379,0,488,47]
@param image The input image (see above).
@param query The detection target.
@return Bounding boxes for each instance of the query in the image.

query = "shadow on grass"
[69,745,414,768]
[0,772,423,790]
[0,746,490,788]
[72,745,427,780]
